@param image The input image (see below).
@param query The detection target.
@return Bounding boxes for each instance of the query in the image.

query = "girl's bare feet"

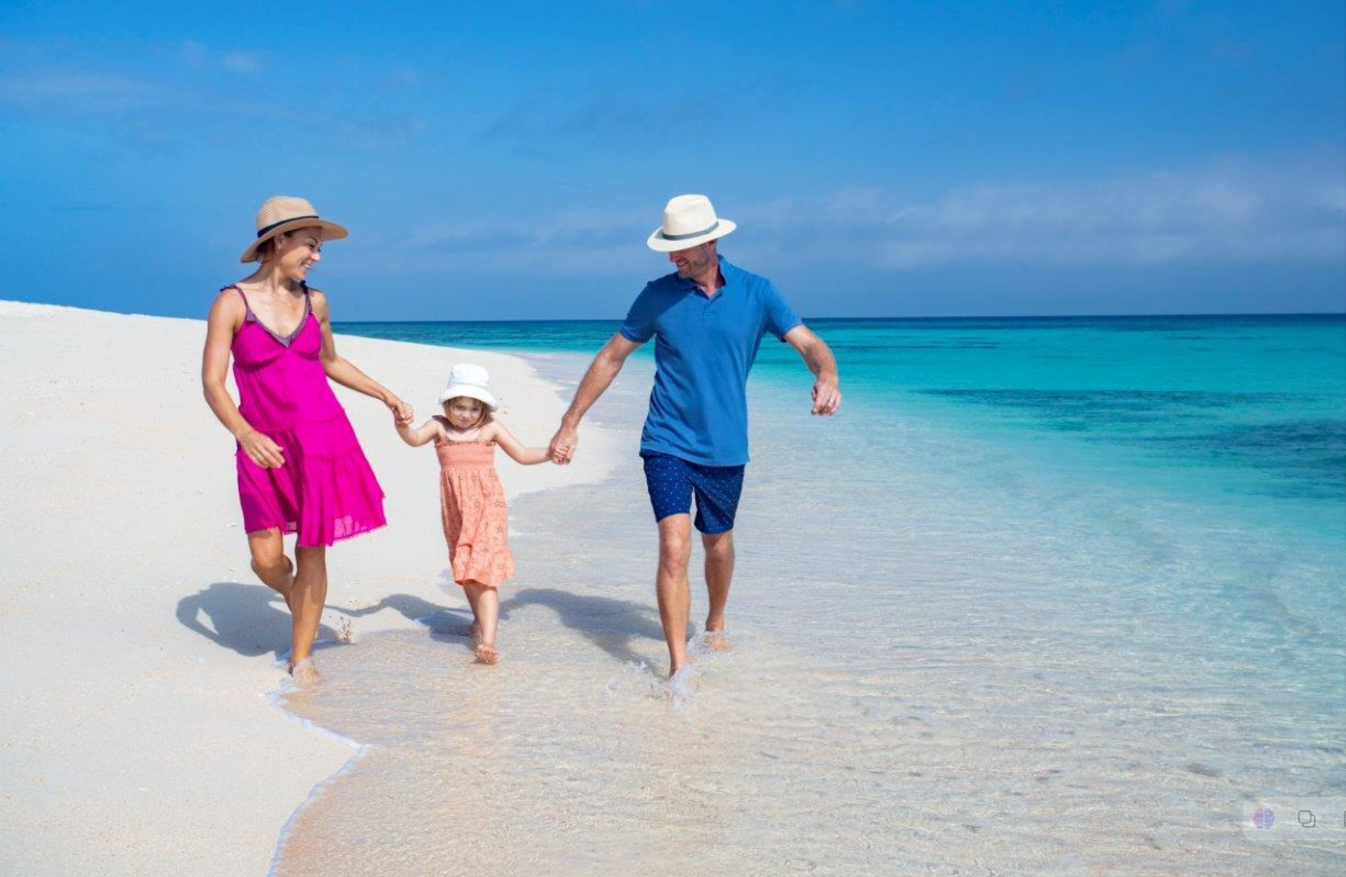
[474,641,499,664]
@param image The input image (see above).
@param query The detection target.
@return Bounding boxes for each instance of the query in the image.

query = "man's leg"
[701,529,735,639]
[689,462,745,646]
[656,514,693,676]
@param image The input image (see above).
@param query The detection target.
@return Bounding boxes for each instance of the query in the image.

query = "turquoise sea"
[275,314,1346,875]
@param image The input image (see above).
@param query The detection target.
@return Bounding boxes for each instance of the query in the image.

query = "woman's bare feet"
[289,657,320,684]
[474,641,499,664]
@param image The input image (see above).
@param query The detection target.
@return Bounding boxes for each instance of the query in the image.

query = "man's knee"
[702,530,734,560]
[658,531,692,576]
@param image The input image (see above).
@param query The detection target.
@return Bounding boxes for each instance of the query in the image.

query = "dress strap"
[221,284,259,323]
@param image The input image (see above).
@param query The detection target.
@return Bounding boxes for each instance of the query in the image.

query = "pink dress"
[228,285,387,546]
[436,438,514,588]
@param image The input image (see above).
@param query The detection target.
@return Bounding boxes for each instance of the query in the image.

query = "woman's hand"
[388,397,415,428]
[239,429,286,468]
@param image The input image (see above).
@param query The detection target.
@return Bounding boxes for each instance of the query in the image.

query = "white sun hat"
[437,363,498,410]
[646,194,737,252]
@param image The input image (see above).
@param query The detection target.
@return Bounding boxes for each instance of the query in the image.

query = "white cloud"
[392,158,1346,275]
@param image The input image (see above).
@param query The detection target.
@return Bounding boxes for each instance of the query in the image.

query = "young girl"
[397,363,549,663]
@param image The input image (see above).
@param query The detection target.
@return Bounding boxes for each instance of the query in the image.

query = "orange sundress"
[436,439,515,588]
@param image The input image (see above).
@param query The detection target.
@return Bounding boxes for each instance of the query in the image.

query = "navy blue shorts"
[642,452,746,534]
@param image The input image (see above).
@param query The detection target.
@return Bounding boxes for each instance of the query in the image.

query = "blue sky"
[2,1,1343,320]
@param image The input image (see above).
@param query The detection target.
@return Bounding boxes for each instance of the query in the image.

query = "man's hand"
[811,378,841,416]
[549,422,579,464]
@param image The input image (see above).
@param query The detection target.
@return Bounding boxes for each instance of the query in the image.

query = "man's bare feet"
[702,629,732,651]
[289,657,320,684]
[474,641,499,664]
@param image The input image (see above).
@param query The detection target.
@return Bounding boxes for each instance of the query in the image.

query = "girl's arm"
[201,290,286,468]
[489,421,550,465]
[397,418,444,448]
[311,290,415,427]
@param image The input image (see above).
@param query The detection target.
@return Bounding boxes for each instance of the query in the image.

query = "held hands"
[388,397,415,428]
[549,422,578,465]
[239,429,285,468]
[811,378,841,416]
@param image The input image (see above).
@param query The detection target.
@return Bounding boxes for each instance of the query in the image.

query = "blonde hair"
[441,396,493,430]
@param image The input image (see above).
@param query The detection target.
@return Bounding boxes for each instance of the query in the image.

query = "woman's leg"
[289,545,329,674]
[247,528,294,606]
[463,582,499,663]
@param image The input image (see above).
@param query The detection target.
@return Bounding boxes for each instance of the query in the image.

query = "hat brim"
[437,386,498,411]
[240,218,349,263]
[646,219,736,252]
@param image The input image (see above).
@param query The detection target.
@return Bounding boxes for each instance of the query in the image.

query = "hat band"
[660,220,719,241]
[256,215,320,238]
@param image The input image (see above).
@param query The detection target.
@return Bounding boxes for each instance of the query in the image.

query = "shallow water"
[276,317,1346,874]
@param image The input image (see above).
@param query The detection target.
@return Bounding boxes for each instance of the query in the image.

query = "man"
[548,194,841,677]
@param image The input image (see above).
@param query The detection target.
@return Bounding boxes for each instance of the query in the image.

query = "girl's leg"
[289,545,329,676]
[463,582,499,663]
[462,583,482,639]
[247,528,294,606]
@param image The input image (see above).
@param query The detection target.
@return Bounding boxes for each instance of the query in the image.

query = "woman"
[202,195,412,680]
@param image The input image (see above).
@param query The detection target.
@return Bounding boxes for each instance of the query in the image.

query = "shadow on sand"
[175,582,339,659]
[503,586,666,666]
[177,583,669,666]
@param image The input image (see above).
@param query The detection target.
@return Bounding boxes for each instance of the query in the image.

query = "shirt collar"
[676,255,734,294]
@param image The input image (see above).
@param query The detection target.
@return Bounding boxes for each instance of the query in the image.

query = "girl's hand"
[239,429,285,468]
[388,397,415,427]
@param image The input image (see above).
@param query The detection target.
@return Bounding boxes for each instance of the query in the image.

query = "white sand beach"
[0,301,624,877]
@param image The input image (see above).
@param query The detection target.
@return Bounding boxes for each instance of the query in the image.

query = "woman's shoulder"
[207,286,247,324]
[306,287,330,317]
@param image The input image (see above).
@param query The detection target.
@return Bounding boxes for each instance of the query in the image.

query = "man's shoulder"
[724,260,774,293]
[644,270,685,293]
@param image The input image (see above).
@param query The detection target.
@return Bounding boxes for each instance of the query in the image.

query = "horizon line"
[334,311,1346,325]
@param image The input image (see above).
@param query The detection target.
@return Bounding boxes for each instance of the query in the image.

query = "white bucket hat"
[240,195,349,263]
[437,363,498,410]
[646,194,737,252]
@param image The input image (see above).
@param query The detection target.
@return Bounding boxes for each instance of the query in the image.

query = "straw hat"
[437,363,498,410]
[646,194,736,252]
[239,195,349,263]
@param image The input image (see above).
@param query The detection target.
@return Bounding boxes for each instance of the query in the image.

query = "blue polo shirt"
[619,256,803,466]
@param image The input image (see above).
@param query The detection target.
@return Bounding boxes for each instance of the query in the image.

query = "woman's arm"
[397,418,444,448]
[310,290,415,426]
[490,421,550,465]
[201,290,286,468]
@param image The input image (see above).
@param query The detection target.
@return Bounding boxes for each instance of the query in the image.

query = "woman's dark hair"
[255,231,289,262]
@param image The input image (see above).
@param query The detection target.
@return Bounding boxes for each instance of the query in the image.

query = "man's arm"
[549,332,644,464]
[784,325,841,415]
